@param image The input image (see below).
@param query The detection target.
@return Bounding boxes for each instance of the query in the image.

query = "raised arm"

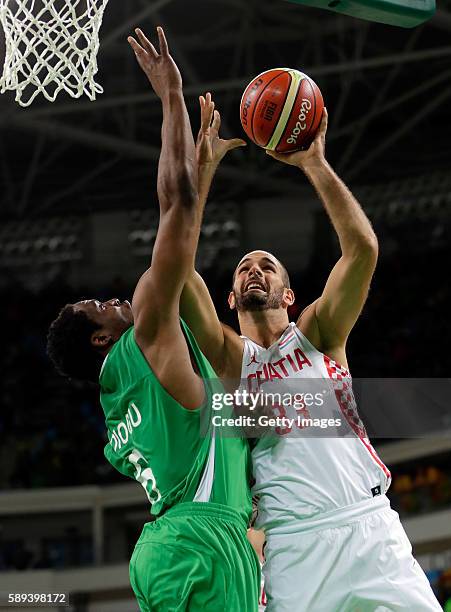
[128,28,198,327]
[195,94,246,210]
[180,94,246,377]
[268,110,378,365]
[127,28,203,407]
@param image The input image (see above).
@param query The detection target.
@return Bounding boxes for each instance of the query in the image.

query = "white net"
[0,0,109,106]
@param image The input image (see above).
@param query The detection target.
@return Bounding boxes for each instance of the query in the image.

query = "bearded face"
[231,252,290,312]
[234,283,286,311]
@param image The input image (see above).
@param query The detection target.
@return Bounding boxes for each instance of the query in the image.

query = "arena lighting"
[365,192,451,223]
[127,202,242,259]
[222,220,241,247]
[0,217,84,267]
[359,170,451,206]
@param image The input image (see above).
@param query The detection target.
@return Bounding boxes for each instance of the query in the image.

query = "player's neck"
[238,308,290,348]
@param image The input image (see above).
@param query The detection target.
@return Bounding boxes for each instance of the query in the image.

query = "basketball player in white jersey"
[181,98,441,611]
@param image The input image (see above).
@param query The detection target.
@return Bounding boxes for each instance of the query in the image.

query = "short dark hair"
[47,305,103,383]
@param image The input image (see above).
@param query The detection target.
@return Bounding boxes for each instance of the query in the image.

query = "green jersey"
[100,320,252,524]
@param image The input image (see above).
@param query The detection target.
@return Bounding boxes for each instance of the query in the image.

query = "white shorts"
[262,499,441,612]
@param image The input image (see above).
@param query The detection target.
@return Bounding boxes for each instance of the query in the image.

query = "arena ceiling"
[1,0,451,220]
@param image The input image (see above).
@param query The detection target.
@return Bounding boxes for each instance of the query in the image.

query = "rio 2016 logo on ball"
[240,68,324,153]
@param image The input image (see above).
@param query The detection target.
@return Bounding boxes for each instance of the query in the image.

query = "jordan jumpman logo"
[246,351,260,366]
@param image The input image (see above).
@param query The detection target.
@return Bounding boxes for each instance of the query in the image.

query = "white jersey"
[241,322,391,534]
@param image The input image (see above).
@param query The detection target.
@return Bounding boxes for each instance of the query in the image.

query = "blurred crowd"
[390,459,451,516]
[438,570,451,612]
[426,567,451,611]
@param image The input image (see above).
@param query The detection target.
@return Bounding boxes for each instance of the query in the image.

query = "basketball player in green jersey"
[47,27,259,612]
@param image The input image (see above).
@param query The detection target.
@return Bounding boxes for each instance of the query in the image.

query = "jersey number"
[128,449,161,505]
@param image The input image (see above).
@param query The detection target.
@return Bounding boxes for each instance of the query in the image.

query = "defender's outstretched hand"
[128,27,182,100]
[196,92,246,168]
[266,108,328,170]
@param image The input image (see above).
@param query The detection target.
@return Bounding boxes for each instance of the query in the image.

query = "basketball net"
[0,0,109,106]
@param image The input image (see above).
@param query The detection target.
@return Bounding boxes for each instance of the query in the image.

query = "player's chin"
[237,294,269,311]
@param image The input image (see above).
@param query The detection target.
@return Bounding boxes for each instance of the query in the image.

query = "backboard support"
[285,0,436,27]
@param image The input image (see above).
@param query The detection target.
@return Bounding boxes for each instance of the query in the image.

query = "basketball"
[240,68,324,153]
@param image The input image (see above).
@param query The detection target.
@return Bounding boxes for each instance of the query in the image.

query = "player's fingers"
[226,138,247,150]
[128,37,147,60]
[212,109,221,133]
[198,95,208,140]
[157,26,169,56]
[208,101,215,125]
[205,93,214,122]
[197,97,206,137]
[134,29,158,58]
[205,103,215,131]
[201,95,214,133]
[205,92,215,122]
[319,107,328,135]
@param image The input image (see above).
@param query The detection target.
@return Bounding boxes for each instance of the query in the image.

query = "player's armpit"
[314,244,378,351]
[180,271,243,377]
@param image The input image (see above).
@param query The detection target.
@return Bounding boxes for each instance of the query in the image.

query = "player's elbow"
[175,163,198,208]
[343,234,378,275]
[176,168,198,209]
[158,164,198,210]
[348,231,378,262]
[361,232,378,262]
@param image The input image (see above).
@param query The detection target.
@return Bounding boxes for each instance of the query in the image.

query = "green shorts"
[129,502,260,612]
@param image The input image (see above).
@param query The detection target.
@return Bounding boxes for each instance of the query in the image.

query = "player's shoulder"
[296,301,349,369]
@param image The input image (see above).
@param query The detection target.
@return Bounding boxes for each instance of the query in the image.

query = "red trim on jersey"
[323,353,351,378]
[323,355,391,481]
[279,331,295,349]
[359,436,391,479]
[260,583,267,607]
[323,353,350,376]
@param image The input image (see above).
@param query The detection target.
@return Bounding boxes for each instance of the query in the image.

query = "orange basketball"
[240,68,324,153]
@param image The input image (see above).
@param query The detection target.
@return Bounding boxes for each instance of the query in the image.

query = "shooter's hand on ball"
[196,92,246,204]
[127,27,182,100]
[266,108,328,171]
[196,92,246,169]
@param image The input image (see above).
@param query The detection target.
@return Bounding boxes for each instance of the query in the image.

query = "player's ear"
[91,330,112,349]
[228,291,236,310]
[284,288,295,307]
